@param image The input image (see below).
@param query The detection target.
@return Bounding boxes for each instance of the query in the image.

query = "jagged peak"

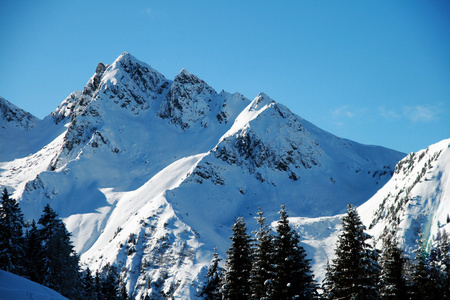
[174,68,204,85]
[0,96,38,129]
[110,52,166,80]
[248,92,276,112]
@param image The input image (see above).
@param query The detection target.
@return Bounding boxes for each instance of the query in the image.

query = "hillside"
[0,53,406,298]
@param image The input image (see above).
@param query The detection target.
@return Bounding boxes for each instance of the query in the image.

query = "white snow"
[0,270,68,300]
[0,52,426,298]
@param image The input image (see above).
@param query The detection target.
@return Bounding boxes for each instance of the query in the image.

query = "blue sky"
[1,0,449,154]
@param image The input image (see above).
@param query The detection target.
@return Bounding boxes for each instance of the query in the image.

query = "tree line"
[2,186,450,299]
[201,204,450,300]
[0,188,129,300]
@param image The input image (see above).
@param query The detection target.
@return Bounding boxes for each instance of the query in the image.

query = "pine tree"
[38,203,82,298]
[271,205,316,300]
[409,238,433,300]
[101,264,121,300]
[0,188,25,275]
[222,216,253,300]
[201,247,223,300]
[328,204,380,299]
[95,270,105,300]
[379,234,407,299]
[82,267,97,299]
[438,230,450,299]
[250,207,275,300]
[321,260,334,299]
[23,220,42,282]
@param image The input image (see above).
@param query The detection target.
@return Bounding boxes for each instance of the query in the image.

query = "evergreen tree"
[95,270,105,300]
[23,220,42,282]
[101,264,121,300]
[38,203,82,298]
[222,216,253,300]
[409,238,433,300]
[379,234,407,299]
[250,207,275,300]
[328,204,380,299]
[82,267,97,299]
[321,260,334,299]
[271,205,316,300]
[439,230,450,299]
[201,247,223,300]
[0,188,25,275]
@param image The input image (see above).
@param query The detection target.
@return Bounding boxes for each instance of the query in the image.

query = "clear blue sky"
[1,0,449,154]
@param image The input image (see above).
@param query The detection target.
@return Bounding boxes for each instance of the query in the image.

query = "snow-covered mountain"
[0,53,407,298]
[291,139,450,284]
[360,138,450,254]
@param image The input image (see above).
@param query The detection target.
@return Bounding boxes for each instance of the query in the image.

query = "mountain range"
[1,53,447,298]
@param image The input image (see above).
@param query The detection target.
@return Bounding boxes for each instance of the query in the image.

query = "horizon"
[1,0,449,154]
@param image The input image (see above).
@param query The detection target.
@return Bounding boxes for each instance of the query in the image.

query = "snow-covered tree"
[0,188,25,275]
[379,233,407,299]
[250,207,275,300]
[328,204,380,299]
[271,205,317,300]
[37,203,82,298]
[222,216,253,300]
[201,247,223,300]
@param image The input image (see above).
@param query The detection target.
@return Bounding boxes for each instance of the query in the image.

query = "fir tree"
[250,207,275,300]
[82,267,97,299]
[0,188,25,275]
[409,238,433,300]
[379,234,407,299]
[222,216,253,300]
[271,205,316,300]
[95,270,105,300]
[23,220,42,282]
[38,203,82,298]
[328,204,380,300]
[438,230,450,299]
[101,264,121,300]
[201,247,223,300]
[321,260,334,299]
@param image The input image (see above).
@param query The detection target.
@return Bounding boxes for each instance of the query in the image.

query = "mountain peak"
[249,92,276,111]
[0,96,37,129]
[174,68,203,85]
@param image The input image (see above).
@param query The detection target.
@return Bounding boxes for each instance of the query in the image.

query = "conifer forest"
[2,187,450,299]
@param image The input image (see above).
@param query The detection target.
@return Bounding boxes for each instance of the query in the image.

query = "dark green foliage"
[409,239,434,300]
[438,230,450,298]
[37,203,82,298]
[23,220,42,282]
[82,267,97,299]
[271,205,316,300]
[379,234,407,299]
[95,263,129,300]
[321,260,334,299]
[201,247,223,300]
[0,188,25,274]
[327,204,380,300]
[222,216,253,300]
[250,207,275,300]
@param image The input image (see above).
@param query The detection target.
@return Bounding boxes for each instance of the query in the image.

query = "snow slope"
[291,139,450,284]
[359,138,450,254]
[0,270,68,300]
[0,53,406,298]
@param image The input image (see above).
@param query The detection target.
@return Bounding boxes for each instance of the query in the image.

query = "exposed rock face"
[0,96,37,130]
[0,53,408,299]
